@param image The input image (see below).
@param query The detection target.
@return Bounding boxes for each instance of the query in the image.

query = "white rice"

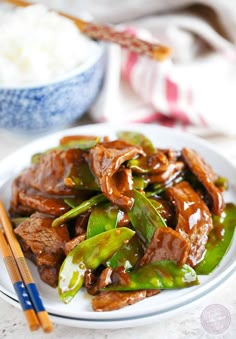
[0,4,93,86]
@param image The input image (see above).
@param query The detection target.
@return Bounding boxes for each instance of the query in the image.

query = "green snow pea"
[11,217,28,228]
[52,194,107,227]
[65,161,100,191]
[214,176,229,191]
[133,176,149,190]
[104,260,199,291]
[31,153,42,164]
[128,189,166,246]
[58,227,135,303]
[117,131,156,154]
[86,203,119,238]
[106,234,144,270]
[195,203,236,275]
[59,137,100,150]
[64,196,88,209]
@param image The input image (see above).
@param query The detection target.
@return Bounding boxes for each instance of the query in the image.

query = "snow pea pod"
[133,176,149,190]
[64,197,87,209]
[86,203,119,238]
[52,194,107,227]
[58,227,135,303]
[128,189,166,246]
[106,234,144,270]
[104,260,199,291]
[65,161,100,191]
[195,203,236,275]
[59,136,100,150]
[117,131,156,154]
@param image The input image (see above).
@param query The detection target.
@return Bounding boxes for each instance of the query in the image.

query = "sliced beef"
[18,190,70,217]
[92,290,147,311]
[111,266,131,286]
[85,267,113,296]
[10,177,34,217]
[166,181,213,267]
[64,233,86,255]
[182,148,224,215]
[74,212,91,236]
[38,266,60,288]
[14,212,70,287]
[145,161,185,184]
[140,227,190,266]
[89,140,145,210]
[14,212,70,255]
[18,148,85,196]
[128,150,169,174]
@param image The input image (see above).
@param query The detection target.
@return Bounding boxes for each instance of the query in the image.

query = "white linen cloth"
[6,0,236,135]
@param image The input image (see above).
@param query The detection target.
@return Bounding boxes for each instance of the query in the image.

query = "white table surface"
[0,126,235,339]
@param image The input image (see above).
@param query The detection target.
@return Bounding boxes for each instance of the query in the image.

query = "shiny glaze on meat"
[166,181,213,267]
[182,148,224,215]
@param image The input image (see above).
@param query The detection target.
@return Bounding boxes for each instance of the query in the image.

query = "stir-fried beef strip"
[38,266,60,288]
[17,189,70,217]
[92,290,147,312]
[14,212,70,255]
[89,140,145,210]
[19,149,85,196]
[181,148,224,215]
[85,267,113,295]
[74,212,91,236]
[140,227,190,266]
[160,148,181,162]
[64,233,86,256]
[166,181,213,267]
[14,212,70,287]
[128,150,169,174]
[145,161,185,184]
[10,178,34,216]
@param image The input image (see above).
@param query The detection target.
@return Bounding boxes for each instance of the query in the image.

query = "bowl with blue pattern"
[0,41,105,133]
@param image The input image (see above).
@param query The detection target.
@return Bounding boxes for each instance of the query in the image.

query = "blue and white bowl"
[0,41,105,133]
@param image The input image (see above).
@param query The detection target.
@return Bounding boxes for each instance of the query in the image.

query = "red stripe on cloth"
[186,88,193,106]
[135,111,178,127]
[165,77,192,125]
[165,77,178,104]
[123,52,139,82]
[171,110,191,125]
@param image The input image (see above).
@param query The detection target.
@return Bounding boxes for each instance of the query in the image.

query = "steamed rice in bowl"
[0,4,94,86]
[0,4,105,132]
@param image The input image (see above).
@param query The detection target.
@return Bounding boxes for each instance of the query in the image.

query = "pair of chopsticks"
[0,200,53,333]
[5,0,171,61]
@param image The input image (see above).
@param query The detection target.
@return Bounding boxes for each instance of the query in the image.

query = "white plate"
[0,123,236,329]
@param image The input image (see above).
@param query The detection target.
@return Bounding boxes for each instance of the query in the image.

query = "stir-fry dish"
[9,131,236,311]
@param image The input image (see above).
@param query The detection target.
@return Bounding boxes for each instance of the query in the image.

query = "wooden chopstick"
[0,229,40,331]
[0,200,53,333]
[5,0,171,61]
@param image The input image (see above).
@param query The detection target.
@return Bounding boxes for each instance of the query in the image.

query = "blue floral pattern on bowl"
[0,46,105,132]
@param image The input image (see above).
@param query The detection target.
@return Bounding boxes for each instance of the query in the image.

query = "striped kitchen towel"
[89,3,236,135]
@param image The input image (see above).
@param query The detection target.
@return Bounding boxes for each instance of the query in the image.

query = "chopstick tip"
[38,311,54,333]
[153,45,172,61]
[24,309,40,331]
